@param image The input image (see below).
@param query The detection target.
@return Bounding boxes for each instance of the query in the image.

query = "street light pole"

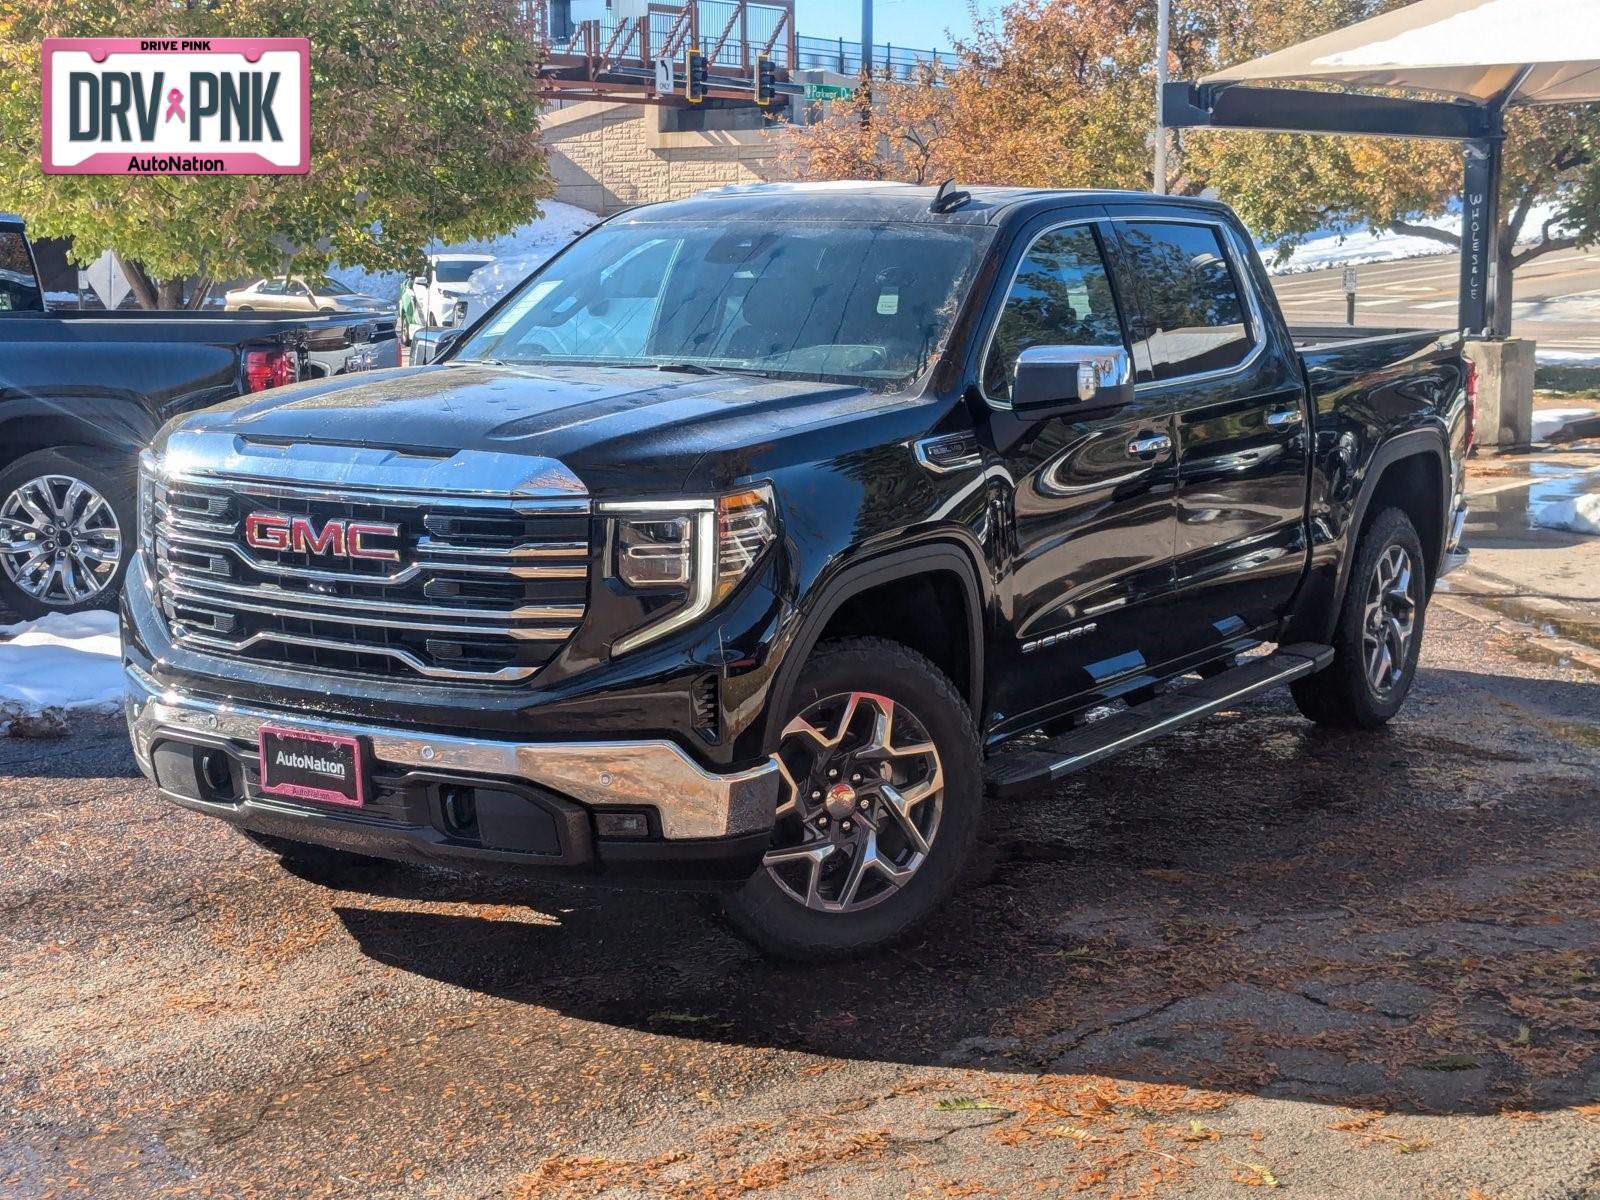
[1153,0,1170,193]
[862,0,873,77]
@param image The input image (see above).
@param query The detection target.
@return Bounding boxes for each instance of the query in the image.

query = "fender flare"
[761,541,988,751]
[1325,426,1451,637]
[0,405,158,472]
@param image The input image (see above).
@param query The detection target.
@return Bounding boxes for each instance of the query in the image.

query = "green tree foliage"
[0,0,551,307]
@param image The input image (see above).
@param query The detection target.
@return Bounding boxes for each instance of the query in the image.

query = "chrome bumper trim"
[125,665,780,839]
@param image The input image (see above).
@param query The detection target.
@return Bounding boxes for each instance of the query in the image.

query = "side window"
[983,225,1123,403]
[0,230,43,312]
[1115,221,1253,382]
[257,279,285,295]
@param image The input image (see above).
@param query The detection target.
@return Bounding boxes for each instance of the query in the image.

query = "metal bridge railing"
[523,1,955,81]
[793,35,959,80]
[528,0,799,70]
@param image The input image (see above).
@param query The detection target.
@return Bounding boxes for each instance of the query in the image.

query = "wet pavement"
[2,599,1599,1199]
[1449,438,1600,670]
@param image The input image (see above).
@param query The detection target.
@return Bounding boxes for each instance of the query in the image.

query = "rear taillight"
[396,336,404,367]
[1464,357,1479,451]
[244,347,299,392]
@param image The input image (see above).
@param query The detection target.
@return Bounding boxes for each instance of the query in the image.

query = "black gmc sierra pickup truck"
[0,216,396,617]
[124,185,1471,958]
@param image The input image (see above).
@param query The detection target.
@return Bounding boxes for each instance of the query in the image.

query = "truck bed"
[1291,324,1457,352]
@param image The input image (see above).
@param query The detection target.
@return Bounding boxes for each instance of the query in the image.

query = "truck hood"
[156,361,901,495]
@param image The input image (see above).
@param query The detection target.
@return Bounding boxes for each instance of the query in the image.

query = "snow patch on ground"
[1513,290,1600,325]
[1263,200,1566,276]
[1532,407,1599,442]
[1533,492,1600,536]
[332,202,599,308]
[1537,350,1600,366]
[0,610,123,719]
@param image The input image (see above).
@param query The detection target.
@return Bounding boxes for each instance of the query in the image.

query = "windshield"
[308,275,354,295]
[435,258,491,283]
[455,220,991,387]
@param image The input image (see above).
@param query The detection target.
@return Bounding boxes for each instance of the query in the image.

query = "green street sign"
[804,83,856,102]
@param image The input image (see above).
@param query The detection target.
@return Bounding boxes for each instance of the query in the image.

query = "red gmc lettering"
[243,512,400,561]
[243,511,291,551]
[346,522,401,562]
[290,515,344,556]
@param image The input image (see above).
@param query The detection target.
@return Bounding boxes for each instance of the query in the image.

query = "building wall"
[542,101,791,213]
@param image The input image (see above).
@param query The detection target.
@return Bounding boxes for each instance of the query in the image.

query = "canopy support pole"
[1457,134,1502,336]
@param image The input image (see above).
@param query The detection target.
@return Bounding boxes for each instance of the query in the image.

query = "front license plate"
[258,725,366,808]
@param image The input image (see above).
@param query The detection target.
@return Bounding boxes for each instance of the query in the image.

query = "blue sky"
[796,0,998,53]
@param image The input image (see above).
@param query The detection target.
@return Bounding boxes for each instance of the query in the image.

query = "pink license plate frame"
[257,725,367,808]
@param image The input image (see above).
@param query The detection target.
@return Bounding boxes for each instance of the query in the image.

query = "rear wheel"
[0,447,134,619]
[722,638,982,960]
[1292,506,1427,729]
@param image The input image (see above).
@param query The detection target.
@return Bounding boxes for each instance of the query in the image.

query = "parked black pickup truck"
[0,216,397,617]
[123,185,1471,958]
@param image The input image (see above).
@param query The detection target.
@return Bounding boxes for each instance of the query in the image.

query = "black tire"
[238,829,393,877]
[0,447,136,620]
[721,637,983,961]
[1291,506,1428,729]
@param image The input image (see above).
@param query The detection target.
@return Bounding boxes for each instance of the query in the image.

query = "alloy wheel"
[763,691,944,914]
[0,474,123,607]
[1362,543,1416,696]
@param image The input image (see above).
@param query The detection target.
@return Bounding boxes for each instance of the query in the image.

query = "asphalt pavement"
[3,579,1599,1197]
[1271,244,1600,358]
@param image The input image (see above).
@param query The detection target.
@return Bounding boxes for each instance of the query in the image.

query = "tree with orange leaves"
[776,0,1598,335]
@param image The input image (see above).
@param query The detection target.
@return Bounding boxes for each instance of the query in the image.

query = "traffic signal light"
[754,53,776,107]
[685,46,707,104]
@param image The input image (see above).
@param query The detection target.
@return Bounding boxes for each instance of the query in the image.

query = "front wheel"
[0,447,134,619]
[1292,506,1427,729]
[722,638,982,960]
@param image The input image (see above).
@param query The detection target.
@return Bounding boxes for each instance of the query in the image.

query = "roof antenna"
[929,178,971,214]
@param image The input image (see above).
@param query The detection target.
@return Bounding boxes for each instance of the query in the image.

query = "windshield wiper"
[649,361,732,376]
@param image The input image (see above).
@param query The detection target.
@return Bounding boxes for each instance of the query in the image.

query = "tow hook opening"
[441,785,479,837]
[198,749,237,801]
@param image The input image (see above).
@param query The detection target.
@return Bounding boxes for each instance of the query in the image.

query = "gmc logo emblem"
[244,512,401,562]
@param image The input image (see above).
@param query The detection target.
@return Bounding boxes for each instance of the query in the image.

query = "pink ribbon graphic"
[164,88,185,123]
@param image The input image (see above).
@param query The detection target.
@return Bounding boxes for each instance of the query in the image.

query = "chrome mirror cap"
[1011,345,1133,412]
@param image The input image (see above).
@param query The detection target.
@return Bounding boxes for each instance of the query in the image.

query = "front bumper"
[126,664,779,886]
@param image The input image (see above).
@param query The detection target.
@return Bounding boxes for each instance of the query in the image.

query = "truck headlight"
[602,485,776,655]
[137,450,161,564]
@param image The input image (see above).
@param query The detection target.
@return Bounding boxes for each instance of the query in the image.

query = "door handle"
[1126,434,1172,459]
[1265,408,1304,427]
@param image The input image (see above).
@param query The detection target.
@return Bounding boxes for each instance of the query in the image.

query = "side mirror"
[411,327,464,364]
[1010,345,1133,415]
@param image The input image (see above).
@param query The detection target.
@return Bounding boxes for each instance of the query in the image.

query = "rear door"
[1104,207,1309,657]
[978,211,1182,734]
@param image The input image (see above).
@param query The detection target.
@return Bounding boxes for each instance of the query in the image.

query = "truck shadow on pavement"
[333,674,1600,1118]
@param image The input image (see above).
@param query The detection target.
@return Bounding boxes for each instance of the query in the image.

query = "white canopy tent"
[1203,0,1600,107]
[1165,0,1600,333]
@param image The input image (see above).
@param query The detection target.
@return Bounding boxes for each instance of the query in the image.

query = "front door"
[979,216,1181,736]
[1104,210,1310,657]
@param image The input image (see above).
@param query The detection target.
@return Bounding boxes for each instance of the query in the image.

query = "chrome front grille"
[149,474,591,683]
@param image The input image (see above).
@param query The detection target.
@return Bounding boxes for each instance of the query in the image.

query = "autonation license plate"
[258,725,366,808]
